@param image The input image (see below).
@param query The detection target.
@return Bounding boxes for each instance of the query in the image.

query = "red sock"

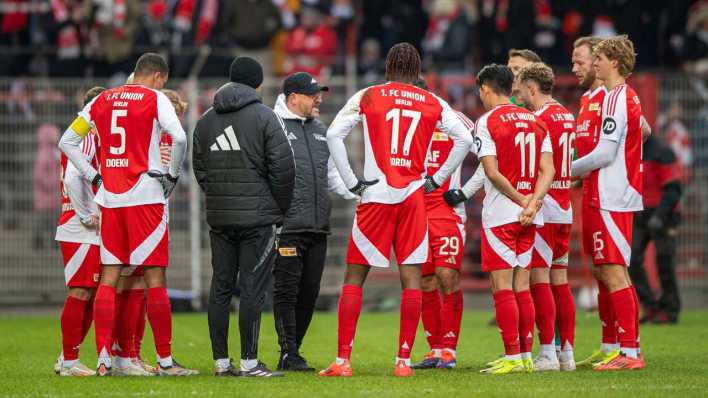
[115,289,144,358]
[61,296,89,361]
[530,283,556,346]
[493,290,520,356]
[515,290,535,354]
[421,290,442,350]
[80,297,94,341]
[112,291,126,357]
[133,293,147,357]
[440,290,463,350]
[630,285,641,350]
[597,282,617,344]
[609,287,638,351]
[93,285,116,357]
[146,287,172,359]
[337,284,362,360]
[551,283,575,350]
[398,289,422,359]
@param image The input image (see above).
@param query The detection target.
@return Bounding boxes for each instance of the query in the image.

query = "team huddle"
[54,34,645,377]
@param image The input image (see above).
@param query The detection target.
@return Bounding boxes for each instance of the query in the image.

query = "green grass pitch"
[1,309,707,397]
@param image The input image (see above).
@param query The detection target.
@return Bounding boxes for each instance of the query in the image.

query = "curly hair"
[161,89,188,116]
[83,86,106,106]
[517,62,555,95]
[594,35,636,78]
[385,42,421,83]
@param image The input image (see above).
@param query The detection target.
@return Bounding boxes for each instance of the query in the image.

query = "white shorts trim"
[352,215,390,267]
[65,243,91,284]
[600,209,631,266]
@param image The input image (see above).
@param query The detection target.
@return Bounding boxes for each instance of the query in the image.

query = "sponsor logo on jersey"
[602,117,616,135]
[313,133,327,142]
[589,102,600,112]
[474,136,482,153]
[432,132,448,141]
[210,125,241,151]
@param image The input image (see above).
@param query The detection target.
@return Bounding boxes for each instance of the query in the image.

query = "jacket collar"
[274,94,308,122]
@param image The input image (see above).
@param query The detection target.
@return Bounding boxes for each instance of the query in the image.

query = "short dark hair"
[508,48,542,63]
[83,86,106,105]
[385,42,421,83]
[517,62,555,95]
[476,64,514,96]
[134,52,169,77]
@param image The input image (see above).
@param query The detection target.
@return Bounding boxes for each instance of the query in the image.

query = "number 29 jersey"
[79,84,184,208]
[475,104,551,228]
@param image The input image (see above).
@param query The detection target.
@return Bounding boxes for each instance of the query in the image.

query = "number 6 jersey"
[79,84,186,208]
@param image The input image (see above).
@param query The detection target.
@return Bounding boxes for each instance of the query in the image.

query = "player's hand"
[519,194,532,208]
[349,179,378,196]
[519,207,537,226]
[147,170,179,198]
[160,143,172,166]
[647,214,664,232]
[423,175,440,193]
[80,214,100,230]
[443,189,467,206]
[91,173,103,188]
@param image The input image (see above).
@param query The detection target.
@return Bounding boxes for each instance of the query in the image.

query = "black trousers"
[273,232,327,354]
[208,224,277,360]
[628,211,681,321]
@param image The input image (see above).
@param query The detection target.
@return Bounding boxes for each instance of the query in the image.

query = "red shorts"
[60,242,100,288]
[530,223,571,269]
[422,219,465,276]
[481,222,535,272]
[101,204,169,267]
[582,206,633,266]
[347,189,429,267]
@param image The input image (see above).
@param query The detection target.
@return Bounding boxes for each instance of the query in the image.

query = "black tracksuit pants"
[629,210,681,321]
[208,224,277,361]
[273,233,327,354]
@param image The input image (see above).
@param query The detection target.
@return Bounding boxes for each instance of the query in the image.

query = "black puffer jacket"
[273,94,353,234]
[193,83,295,229]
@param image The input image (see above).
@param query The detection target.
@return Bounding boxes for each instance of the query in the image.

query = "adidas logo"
[527,331,533,338]
[210,125,241,151]
[617,326,626,334]
[424,330,432,337]
[443,332,456,338]
[286,131,297,140]
[446,256,456,265]
[401,341,410,350]
[111,342,122,352]
[594,251,604,260]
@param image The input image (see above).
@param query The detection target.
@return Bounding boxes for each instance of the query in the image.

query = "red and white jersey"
[535,101,574,224]
[575,86,606,202]
[476,104,551,228]
[79,84,185,208]
[55,133,100,245]
[328,82,474,204]
[424,110,475,222]
[587,84,643,211]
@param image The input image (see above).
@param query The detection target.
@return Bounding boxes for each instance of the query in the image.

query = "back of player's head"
[412,75,429,90]
[134,52,169,77]
[83,86,106,105]
[476,64,514,96]
[385,42,422,83]
[573,36,602,53]
[508,48,541,63]
[517,62,555,95]
[161,89,188,116]
[594,35,636,78]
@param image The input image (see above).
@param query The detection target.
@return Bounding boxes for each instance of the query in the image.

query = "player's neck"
[529,95,553,112]
[589,80,603,91]
[488,95,511,109]
[603,74,624,91]
[131,77,155,89]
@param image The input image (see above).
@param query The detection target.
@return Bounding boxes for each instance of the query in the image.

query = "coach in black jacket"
[272,72,354,371]
[193,57,295,377]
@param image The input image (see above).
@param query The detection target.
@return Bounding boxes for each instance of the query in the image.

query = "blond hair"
[517,62,555,95]
[573,36,602,52]
[161,89,188,116]
[508,48,542,63]
[594,35,636,78]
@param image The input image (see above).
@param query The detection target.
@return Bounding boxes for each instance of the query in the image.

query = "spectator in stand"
[422,0,471,72]
[283,5,337,78]
[659,101,694,183]
[358,38,383,84]
[32,123,61,250]
[83,0,140,77]
[44,0,84,77]
[683,0,708,77]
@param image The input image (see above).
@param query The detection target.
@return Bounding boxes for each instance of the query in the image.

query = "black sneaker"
[240,361,284,377]
[278,353,315,372]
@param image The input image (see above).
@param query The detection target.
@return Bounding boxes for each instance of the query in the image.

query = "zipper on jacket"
[301,119,319,228]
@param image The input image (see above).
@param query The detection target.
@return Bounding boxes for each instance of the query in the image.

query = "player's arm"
[156,92,187,178]
[64,160,98,228]
[192,116,207,191]
[428,98,475,191]
[520,133,555,225]
[641,114,651,142]
[444,163,485,206]
[481,156,526,206]
[326,157,357,200]
[58,115,101,185]
[327,88,377,195]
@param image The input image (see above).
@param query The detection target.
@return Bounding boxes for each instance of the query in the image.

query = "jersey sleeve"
[461,163,486,198]
[327,88,367,189]
[475,115,496,158]
[156,91,187,176]
[430,95,475,185]
[600,86,628,143]
[541,132,552,153]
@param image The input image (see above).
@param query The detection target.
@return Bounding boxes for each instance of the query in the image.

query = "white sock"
[395,357,411,366]
[215,358,231,369]
[559,349,575,362]
[97,356,111,368]
[335,357,347,365]
[432,349,442,358]
[520,352,532,360]
[442,348,456,357]
[601,343,619,353]
[114,356,131,369]
[241,358,258,371]
[158,355,173,368]
[62,359,78,368]
[620,347,638,359]
[539,344,557,358]
[505,354,521,361]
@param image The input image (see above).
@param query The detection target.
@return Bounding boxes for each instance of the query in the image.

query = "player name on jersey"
[105,158,129,168]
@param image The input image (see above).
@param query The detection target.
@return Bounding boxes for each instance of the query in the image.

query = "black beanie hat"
[229,57,264,89]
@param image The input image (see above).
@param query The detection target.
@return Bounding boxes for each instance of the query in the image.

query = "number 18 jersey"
[476,104,551,228]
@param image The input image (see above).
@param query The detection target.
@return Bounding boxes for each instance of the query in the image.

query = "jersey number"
[386,108,421,156]
[110,109,127,155]
[559,132,575,178]
[514,132,536,177]
[440,236,460,256]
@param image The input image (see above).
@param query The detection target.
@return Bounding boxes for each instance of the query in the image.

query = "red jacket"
[283,24,337,77]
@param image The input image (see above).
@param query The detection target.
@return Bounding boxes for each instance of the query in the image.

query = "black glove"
[147,170,179,198]
[91,173,103,188]
[423,175,440,193]
[349,179,378,196]
[443,189,467,206]
[647,214,664,232]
